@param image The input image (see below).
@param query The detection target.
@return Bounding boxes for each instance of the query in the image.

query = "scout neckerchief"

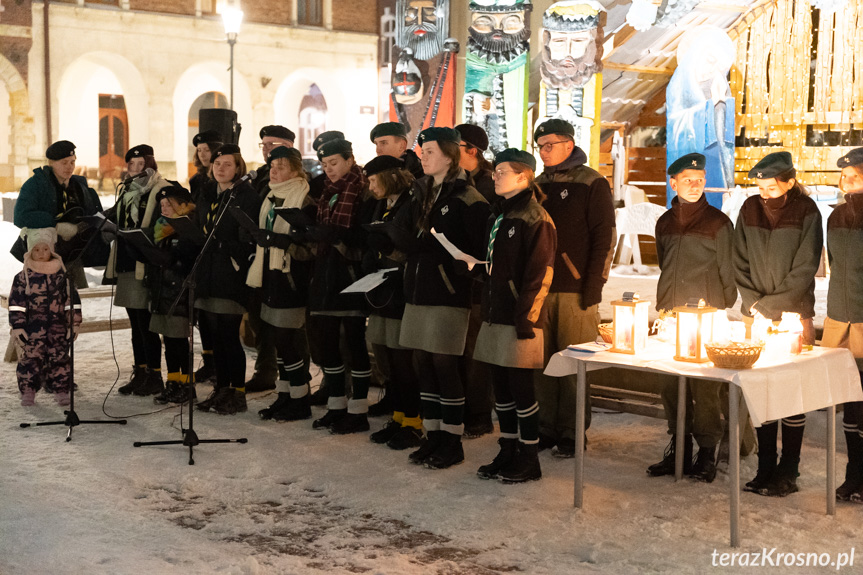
[485,212,503,274]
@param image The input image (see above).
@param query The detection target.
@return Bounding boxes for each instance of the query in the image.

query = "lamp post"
[222,1,244,111]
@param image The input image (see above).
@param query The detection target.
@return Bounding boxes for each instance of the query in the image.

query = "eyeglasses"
[493,169,516,178]
[259,141,288,149]
[538,141,569,153]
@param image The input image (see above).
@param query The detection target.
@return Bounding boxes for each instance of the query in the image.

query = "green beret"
[156,185,193,205]
[267,145,302,165]
[125,144,154,163]
[837,148,863,169]
[534,119,574,142]
[259,125,295,143]
[456,123,489,151]
[363,155,405,178]
[317,138,353,161]
[370,122,408,143]
[193,130,222,147]
[313,131,345,152]
[748,151,794,179]
[46,140,76,161]
[417,127,461,147]
[493,148,536,172]
[668,153,706,176]
[212,144,241,159]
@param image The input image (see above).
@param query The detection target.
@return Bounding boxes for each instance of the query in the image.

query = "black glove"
[250,228,273,248]
[288,227,309,243]
[367,232,394,255]
[516,325,536,340]
[581,289,602,310]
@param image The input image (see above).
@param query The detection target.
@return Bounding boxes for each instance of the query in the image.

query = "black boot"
[367,392,393,417]
[244,372,277,393]
[118,366,147,395]
[690,446,717,483]
[132,370,165,397]
[197,387,231,412]
[760,458,799,497]
[258,392,291,420]
[424,432,465,469]
[193,356,216,384]
[330,413,370,435]
[647,434,693,477]
[463,416,494,439]
[370,419,403,444]
[154,381,194,405]
[409,430,443,465]
[837,430,863,501]
[312,408,346,430]
[745,422,778,492]
[273,394,312,422]
[477,437,518,480]
[211,388,248,415]
[499,443,542,483]
[387,426,423,450]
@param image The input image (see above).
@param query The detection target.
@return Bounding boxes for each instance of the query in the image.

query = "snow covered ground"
[1,221,859,575]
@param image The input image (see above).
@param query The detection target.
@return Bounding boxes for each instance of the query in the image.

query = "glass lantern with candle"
[610,292,650,354]
[673,298,717,362]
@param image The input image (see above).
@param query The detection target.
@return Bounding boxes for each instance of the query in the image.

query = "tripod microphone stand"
[133,182,248,464]
[20,225,128,440]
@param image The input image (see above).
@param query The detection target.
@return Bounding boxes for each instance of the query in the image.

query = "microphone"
[235,169,257,185]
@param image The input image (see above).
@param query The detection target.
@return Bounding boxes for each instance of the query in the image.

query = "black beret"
[837,148,863,169]
[456,124,489,151]
[267,145,302,165]
[534,119,575,142]
[193,130,222,147]
[748,151,794,179]
[259,125,296,143]
[363,155,405,178]
[493,148,537,172]
[317,139,353,161]
[125,144,154,163]
[668,152,706,176]
[313,131,345,152]
[46,140,76,161]
[417,127,461,147]
[156,185,193,205]
[370,122,408,142]
[212,144,241,159]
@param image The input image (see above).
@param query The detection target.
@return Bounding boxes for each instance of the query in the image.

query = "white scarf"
[246,176,309,288]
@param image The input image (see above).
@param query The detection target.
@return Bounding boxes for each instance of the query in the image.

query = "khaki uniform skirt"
[367,314,407,349]
[149,313,190,339]
[261,304,306,330]
[113,272,149,309]
[473,322,544,369]
[399,304,470,356]
[822,317,863,370]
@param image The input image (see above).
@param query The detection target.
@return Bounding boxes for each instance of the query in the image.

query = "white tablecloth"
[545,340,863,427]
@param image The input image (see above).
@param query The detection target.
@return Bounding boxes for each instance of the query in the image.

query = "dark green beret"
[363,155,405,178]
[313,131,345,152]
[46,140,76,161]
[156,184,193,205]
[212,144,241,159]
[317,138,353,161]
[837,148,863,169]
[259,125,295,143]
[267,145,302,165]
[456,123,489,151]
[493,148,536,172]
[370,122,408,143]
[668,153,706,176]
[193,130,222,147]
[534,119,574,142]
[125,144,154,163]
[748,151,794,179]
[417,127,461,147]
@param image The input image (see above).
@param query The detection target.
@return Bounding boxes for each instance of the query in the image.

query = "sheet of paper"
[340,268,398,294]
[430,228,487,270]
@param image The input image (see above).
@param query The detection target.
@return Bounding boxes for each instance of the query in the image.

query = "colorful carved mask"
[396,0,450,61]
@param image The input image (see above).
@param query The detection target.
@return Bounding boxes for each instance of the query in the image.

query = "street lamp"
[222,1,244,111]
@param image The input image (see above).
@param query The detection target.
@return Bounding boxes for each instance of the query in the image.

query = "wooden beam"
[603,62,675,76]
[602,24,637,61]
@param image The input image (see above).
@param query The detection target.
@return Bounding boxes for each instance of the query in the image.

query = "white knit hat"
[25,227,58,251]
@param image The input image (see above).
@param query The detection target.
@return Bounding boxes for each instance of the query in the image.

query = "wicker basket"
[705,342,764,369]
[598,323,613,344]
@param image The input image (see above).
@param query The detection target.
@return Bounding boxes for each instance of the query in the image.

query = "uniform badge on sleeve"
[560,189,569,199]
[507,227,515,238]
[441,205,449,215]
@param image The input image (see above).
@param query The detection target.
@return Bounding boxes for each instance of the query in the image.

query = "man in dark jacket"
[253,125,296,198]
[370,121,424,179]
[647,152,737,483]
[14,140,105,287]
[533,119,615,457]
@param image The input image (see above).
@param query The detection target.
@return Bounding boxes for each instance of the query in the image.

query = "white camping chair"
[614,186,666,274]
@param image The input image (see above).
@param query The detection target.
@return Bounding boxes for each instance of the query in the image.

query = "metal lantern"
[674,298,717,363]
[610,292,650,354]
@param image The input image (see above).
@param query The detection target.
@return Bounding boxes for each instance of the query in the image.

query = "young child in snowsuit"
[8,227,82,406]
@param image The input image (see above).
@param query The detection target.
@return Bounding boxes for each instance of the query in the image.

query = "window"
[298,0,322,27]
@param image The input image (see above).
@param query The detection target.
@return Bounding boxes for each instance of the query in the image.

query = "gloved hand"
[10,328,28,351]
[56,222,79,241]
[288,227,309,243]
[250,228,273,248]
[581,289,602,310]
[516,325,536,340]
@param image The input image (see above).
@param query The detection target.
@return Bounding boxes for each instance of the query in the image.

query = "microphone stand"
[20,218,128,440]
[133,180,249,464]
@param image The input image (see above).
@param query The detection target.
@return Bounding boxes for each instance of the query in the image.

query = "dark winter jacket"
[733,188,822,320]
[364,191,412,319]
[193,179,262,307]
[394,169,490,309]
[402,149,425,180]
[826,192,863,323]
[480,189,556,333]
[14,167,102,230]
[537,147,615,308]
[146,218,194,318]
[252,164,271,199]
[189,169,209,205]
[655,195,737,312]
[469,167,496,205]
[8,255,82,335]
